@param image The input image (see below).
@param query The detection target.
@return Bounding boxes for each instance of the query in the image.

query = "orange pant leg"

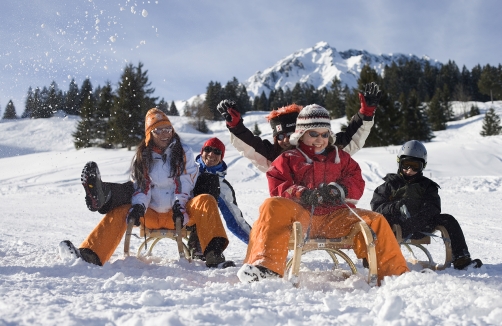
[311,208,409,283]
[185,194,228,253]
[244,197,311,276]
[80,204,131,264]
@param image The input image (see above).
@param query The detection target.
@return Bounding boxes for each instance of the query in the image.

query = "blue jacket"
[195,155,252,243]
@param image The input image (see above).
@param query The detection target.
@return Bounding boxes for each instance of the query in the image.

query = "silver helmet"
[397,140,427,168]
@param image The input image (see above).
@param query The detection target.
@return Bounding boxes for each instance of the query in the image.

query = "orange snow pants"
[80,194,227,264]
[244,197,409,284]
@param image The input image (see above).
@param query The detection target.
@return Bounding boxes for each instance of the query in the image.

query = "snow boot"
[81,161,110,212]
[205,251,235,268]
[58,240,81,260]
[58,240,102,266]
[453,255,483,270]
[237,264,279,283]
[187,226,204,260]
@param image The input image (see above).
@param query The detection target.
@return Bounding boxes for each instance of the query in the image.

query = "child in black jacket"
[370,140,482,270]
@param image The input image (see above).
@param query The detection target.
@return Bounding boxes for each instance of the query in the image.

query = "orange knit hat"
[145,108,173,145]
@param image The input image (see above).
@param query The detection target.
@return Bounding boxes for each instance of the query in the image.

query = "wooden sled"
[123,218,192,262]
[393,224,452,270]
[285,221,378,287]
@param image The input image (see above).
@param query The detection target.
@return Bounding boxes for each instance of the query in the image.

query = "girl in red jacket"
[237,104,409,285]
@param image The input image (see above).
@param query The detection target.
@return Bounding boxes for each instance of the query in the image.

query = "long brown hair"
[131,133,186,191]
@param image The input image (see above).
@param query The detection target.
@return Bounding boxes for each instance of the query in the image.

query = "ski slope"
[1,102,502,325]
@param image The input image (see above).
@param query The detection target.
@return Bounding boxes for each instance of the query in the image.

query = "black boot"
[187,226,204,260]
[453,255,483,270]
[204,237,234,268]
[58,240,102,266]
[81,161,111,212]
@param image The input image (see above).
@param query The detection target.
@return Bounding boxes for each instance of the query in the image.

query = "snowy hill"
[1,102,502,325]
[244,41,441,98]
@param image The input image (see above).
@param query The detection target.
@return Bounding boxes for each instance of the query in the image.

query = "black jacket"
[370,172,441,238]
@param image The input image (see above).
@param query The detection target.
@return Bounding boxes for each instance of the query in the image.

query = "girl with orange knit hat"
[59,108,234,268]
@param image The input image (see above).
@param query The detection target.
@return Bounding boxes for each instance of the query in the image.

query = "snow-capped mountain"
[244,41,441,98]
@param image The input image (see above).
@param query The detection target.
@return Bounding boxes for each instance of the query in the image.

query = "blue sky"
[1,0,501,116]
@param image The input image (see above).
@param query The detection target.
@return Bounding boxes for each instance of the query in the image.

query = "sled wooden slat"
[393,224,452,270]
[286,221,378,287]
[124,222,192,262]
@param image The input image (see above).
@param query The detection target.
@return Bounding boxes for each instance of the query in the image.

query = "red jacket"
[267,142,365,215]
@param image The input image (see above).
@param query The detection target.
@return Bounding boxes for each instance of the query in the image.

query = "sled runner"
[285,221,378,287]
[392,224,452,270]
[123,218,192,261]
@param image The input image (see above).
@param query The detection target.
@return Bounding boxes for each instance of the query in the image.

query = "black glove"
[193,173,220,199]
[172,200,184,225]
[216,99,237,122]
[127,204,145,226]
[300,189,321,206]
[361,82,382,107]
[317,183,343,205]
[398,198,422,216]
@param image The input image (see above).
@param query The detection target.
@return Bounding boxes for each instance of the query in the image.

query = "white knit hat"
[289,104,334,146]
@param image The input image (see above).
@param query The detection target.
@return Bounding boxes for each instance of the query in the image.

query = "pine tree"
[157,98,169,114]
[65,79,80,115]
[427,89,447,131]
[291,83,305,106]
[95,82,114,147]
[269,88,286,110]
[233,79,252,114]
[108,62,158,149]
[469,105,480,117]
[478,64,502,102]
[22,87,35,118]
[324,77,346,118]
[72,92,96,149]
[480,108,502,136]
[253,122,262,136]
[31,87,53,118]
[396,91,433,143]
[205,81,224,120]
[169,101,179,116]
[2,100,18,119]
[47,81,63,114]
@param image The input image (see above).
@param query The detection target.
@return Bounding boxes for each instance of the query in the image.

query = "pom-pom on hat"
[266,104,303,137]
[145,108,173,146]
[201,137,226,160]
[289,104,334,146]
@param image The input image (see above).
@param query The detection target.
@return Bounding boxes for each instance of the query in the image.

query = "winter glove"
[359,82,382,116]
[193,173,220,199]
[300,189,321,206]
[172,200,189,227]
[217,99,241,128]
[398,198,422,217]
[399,204,411,220]
[317,183,345,205]
[126,204,145,226]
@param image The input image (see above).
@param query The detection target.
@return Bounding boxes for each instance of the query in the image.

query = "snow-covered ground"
[1,102,502,325]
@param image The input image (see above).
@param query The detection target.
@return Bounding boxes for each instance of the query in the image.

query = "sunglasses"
[401,160,423,172]
[203,146,222,155]
[277,132,293,141]
[152,127,173,134]
[307,131,330,138]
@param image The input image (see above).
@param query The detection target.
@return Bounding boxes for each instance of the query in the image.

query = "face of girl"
[201,147,222,167]
[276,132,293,149]
[151,126,173,150]
[300,128,330,153]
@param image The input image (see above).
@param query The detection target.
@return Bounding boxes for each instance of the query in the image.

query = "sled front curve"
[123,219,192,262]
[286,221,378,287]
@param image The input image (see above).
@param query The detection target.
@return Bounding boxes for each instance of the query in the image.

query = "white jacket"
[131,140,198,212]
